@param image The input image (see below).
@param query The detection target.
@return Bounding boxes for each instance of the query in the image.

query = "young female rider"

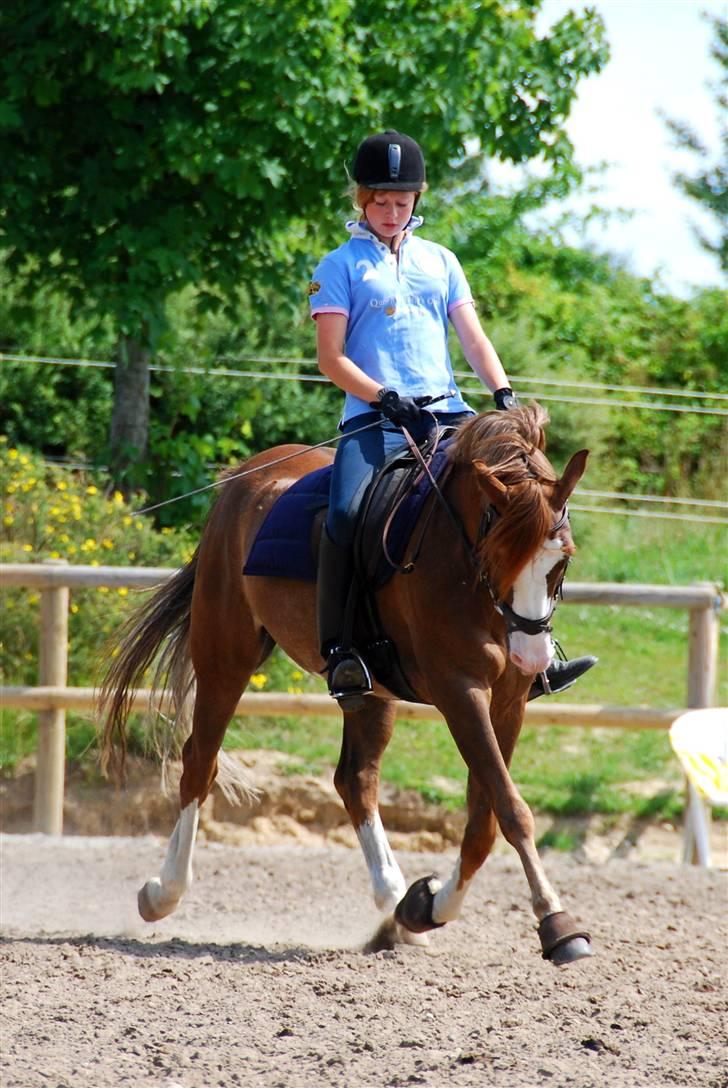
[309,130,595,707]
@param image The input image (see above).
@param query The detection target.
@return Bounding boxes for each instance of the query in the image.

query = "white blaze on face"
[507,533,566,675]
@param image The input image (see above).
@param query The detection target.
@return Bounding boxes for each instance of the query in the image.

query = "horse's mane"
[449,404,558,593]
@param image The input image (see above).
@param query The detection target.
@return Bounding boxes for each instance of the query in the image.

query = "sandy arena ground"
[2,828,727,1088]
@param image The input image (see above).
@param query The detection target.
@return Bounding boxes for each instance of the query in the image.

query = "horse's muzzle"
[509,635,554,676]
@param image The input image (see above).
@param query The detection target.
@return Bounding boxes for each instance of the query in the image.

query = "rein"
[393,424,571,640]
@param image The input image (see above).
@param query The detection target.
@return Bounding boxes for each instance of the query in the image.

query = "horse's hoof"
[549,936,593,966]
[397,924,431,947]
[138,879,176,922]
[538,910,592,965]
[394,875,446,934]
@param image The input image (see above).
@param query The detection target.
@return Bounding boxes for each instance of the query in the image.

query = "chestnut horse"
[100,404,592,964]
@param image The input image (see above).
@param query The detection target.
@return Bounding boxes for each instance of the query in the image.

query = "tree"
[664,15,727,271]
[0,0,607,486]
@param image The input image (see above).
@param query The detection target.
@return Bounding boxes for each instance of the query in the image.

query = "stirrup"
[528,655,598,702]
[327,647,373,710]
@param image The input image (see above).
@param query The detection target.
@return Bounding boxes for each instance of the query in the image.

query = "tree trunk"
[110,333,150,489]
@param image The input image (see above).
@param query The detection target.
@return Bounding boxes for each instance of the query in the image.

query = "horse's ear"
[553,449,589,508]
[472,460,509,506]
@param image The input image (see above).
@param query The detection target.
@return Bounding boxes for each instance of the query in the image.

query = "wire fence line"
[29,456,728,525]
[3,351,728,415]
[4,351,726,524]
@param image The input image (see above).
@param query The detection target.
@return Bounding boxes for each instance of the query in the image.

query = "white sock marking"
[357,814,407,912]
[432,858,471,923]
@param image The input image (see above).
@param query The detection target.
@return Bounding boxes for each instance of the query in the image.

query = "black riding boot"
[528,654,598,701]
[317,529,372,710]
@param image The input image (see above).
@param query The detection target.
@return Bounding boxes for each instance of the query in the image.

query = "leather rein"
[389,420,570,640]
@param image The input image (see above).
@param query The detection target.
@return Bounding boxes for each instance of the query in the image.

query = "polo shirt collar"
[345,215,424,242]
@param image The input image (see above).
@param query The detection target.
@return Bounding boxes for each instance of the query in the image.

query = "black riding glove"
[493,386,520,411]
[370,387,427,429]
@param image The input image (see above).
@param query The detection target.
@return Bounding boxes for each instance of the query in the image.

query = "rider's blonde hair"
[348,182,427,213]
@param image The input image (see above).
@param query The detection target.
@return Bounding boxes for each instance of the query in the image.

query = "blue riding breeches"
[326,411,474,549]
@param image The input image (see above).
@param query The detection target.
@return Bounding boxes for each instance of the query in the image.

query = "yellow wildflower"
[86,485,98,495]
[250,673,267,690]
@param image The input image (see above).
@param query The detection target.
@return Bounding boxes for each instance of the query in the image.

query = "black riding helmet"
[352,130,426,191]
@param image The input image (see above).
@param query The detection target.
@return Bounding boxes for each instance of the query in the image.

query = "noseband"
[477,504,570,638]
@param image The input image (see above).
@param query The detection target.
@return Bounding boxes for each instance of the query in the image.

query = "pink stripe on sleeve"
[311,306,350,321]
[447,297,474,315]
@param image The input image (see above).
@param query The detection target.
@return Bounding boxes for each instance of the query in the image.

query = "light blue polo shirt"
[309,219,475,423]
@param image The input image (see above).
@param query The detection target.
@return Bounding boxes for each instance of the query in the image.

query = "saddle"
[344,431,454,701]
[243,431,455,701]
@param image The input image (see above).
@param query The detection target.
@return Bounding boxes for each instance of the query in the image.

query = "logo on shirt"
[307,281,321,296]
[355,259,385,283]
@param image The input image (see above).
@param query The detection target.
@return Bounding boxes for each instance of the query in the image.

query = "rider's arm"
[449,302,511,393]
[315,313,384,404]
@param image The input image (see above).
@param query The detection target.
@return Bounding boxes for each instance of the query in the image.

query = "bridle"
[477,503,571,638]
[395,422,572,641]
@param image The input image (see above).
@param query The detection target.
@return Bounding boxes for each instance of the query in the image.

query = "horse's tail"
[98,552,199,780]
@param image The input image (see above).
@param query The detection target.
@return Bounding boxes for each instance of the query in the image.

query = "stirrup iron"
[327,646,373,710]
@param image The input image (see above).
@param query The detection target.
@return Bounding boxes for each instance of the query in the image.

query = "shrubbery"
[1,438,196,688]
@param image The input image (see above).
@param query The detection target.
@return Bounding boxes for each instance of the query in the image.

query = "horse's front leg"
[335,698,428,948]
[395,770,496,932]
[396,683,592,965]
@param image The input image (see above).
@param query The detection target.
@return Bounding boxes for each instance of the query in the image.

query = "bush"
[0,439,196,688]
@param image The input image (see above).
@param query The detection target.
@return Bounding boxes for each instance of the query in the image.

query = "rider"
[309,129,596,707]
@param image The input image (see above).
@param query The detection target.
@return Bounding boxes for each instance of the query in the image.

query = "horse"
[100,403,592,964]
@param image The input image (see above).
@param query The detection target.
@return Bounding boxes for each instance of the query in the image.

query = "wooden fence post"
[33,559,69,834]
[687,584,721,709]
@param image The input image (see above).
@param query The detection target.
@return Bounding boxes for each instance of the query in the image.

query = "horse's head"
[452,405,588,675]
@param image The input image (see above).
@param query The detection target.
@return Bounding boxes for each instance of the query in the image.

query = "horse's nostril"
[510,651,529,674]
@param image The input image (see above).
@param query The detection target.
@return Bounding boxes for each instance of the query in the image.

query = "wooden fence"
[1,560,725,835]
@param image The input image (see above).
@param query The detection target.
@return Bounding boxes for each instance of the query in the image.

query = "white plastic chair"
[669,708,728,867]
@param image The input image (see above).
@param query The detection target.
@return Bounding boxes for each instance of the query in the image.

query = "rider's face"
[364,191,417,243]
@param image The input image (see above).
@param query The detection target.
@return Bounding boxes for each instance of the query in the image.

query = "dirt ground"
[2,755,727,1088]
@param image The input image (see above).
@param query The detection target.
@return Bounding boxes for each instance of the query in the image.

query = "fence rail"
[1,561,724,835]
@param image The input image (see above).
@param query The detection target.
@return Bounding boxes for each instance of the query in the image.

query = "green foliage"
[0,439,195,693]
[0,0,608,342]
[436,225,728,499]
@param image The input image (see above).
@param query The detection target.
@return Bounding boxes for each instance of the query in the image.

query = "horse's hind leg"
[334,699,407,914]
[138,619,272,923]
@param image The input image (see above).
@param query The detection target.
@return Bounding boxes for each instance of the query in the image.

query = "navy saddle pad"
[243,465,331,583]
[243,445,452,585]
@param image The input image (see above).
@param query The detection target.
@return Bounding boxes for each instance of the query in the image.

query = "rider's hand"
[371,388,426,429]
[493,387,520,411]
